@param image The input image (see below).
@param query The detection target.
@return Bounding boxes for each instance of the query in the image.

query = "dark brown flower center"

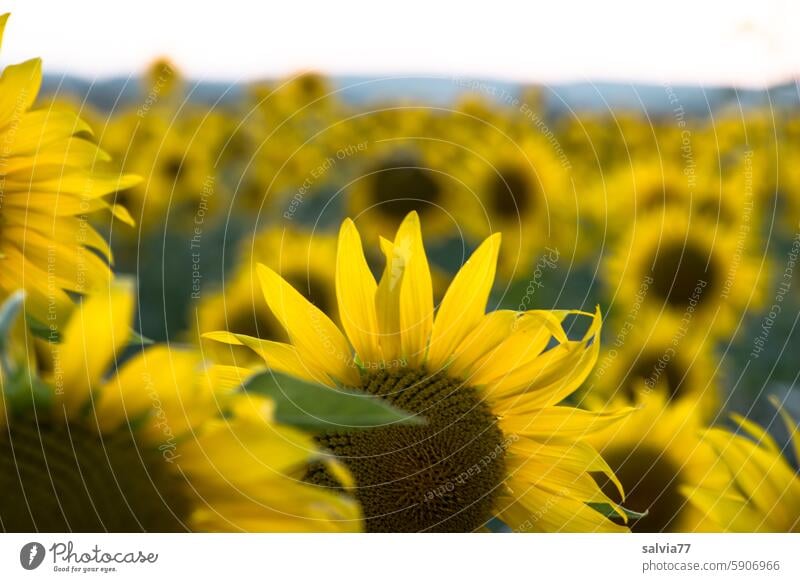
[625,354,686,401]
[369,158,442,222]
[488,165,537,219]
[650,241,717,310]
[0,420,191,532]
[597,445,685,533]
[306,369,506,532]
[640,186,681,213]
[163,155,185,182]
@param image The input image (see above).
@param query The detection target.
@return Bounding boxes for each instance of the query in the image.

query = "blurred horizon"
[42,74,800,116]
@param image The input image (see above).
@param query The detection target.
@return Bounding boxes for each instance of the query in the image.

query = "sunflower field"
[1,14,798,533]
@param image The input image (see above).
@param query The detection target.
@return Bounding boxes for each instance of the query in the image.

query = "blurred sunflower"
[777,134,800,234]
[595,155,752,237]
[444,93,513,152]
[356,102,441,144]
[101,105,226,235]
[604,209,767,340]
[0,13,138,324]
[250,72,338,127]
[596,157,690,232]
[454,135,574,279]
[590,317,720,421]
[682,401,800,532]
[206,211,632,533]
[347,142,461,245]
[196,227,338,366]
[234,93,359,215]
[143,57,182,103]
[0,283,360,532]
[586,390,722,532]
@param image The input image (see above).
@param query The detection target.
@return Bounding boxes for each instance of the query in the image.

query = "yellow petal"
[179,418,316,482]
[427,233,500,371]
[507,456,625,520]
[705,428,800,520]
[0,58,42,130]
[3,209,113,263]
[396,212,434,367]
[335,219,381,365]
[2,138,110,176]
[448,310,520,378]
[257,264,359,385]
[681,487,771,532]
[202,331,333,386]
[4,171,140,197]
[6,226,112,293]
[467,310,569,387]
[498,487,628,533]
[203,364,258,393]
[489,308,602,408]
[94,346,198,434]
[500,406,634,441]
[5,110,92,156]
[374,237,402,361]
[509,438,625,501]
[52,281,135,417]
[0,13,9,48]
[0,244,73,322]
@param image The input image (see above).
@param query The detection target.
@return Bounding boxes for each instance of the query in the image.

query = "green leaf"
[245,371,425,431]
[0,291,25,346]
[589,502,649,522]
[128,328,155,346]
[4,367,54,416]
[25,314,60,342]
[0,291,26,373]
[0,291,54,415]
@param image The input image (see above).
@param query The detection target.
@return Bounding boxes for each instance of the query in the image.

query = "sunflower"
[453,134,574,279]
[444,93,514,152]
[682,401,800,532]
[206,211,632,533]
[236,80,359,214]
[595,157,692,234]
[142,57,182,103]
[347,141,461,245]
[196,226,338,366]
[0,13,138,324]
[0,283,361,532]
[604,208,767,340]
[100,104,226,236]
[585,390,722,532]
[589,315,720,421]
[777,132,800,235]
[250,72,338,126]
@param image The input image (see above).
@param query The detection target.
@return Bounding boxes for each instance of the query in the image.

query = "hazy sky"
[3,0,799,87]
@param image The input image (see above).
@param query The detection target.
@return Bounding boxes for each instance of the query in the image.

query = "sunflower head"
[605,209,768,339]
[586,390,721,533]
[0,283,361,532]
[207,212,632,532]
[143,57,182,101]
[589,316,720,421]
[0,13,139,324]
[682,401,800,532]
[348,145,458,244]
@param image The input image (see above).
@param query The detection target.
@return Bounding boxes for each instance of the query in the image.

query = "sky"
[2,0,799,87]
